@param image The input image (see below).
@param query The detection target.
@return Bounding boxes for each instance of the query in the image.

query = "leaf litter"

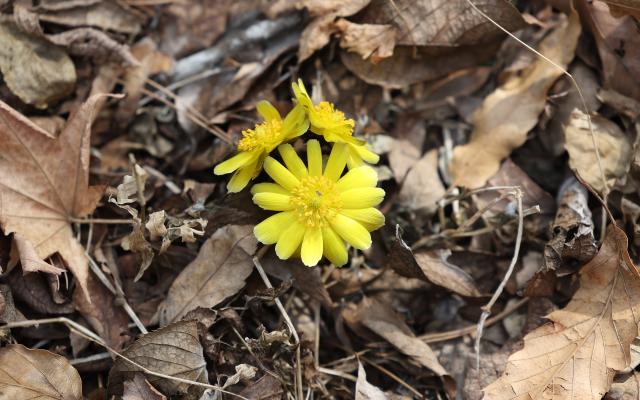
[0,1,639,399]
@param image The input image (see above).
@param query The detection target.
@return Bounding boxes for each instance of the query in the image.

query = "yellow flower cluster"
[214,80,385,267]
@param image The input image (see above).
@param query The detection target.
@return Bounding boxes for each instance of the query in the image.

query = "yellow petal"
[254,212,296,244]
[322,227,348,267]
[301,227,323,266]
[330,214,371,250]
[307,139,323,176]
[252,192,292,211]
[256,100,281,122]
[283,104,309,140]
[251,182,290,195]
[292,79,313,109]
[336,166,378,191]
[324,142,348,182]
[214,151,257,175]
[340,208,385,231]
[278,144,308,179]
[264,156,300,191]
[227,162,258,192]
[351,143,380,164]
[340,187,385,209]
[275,221,305,259]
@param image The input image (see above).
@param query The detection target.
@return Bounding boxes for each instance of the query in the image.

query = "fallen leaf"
[158,225,257,326]
[0,344,82,400]
[0,284,20,323]
[388,139,421,184]
[0,96,106,300]
[356,362,388,400]
[35,0,147,35]
[450,11,581,188]
[334,19,396,61]
[6,268,74,315]
[13,233,64,275]
[237,374,284,400]
[484,224,640,399]
[398,149,446,216]
[222,364,258,388]
[565,108,633,194]
[606,372,640,400]
[123,373,167,400]
[575,0,640,101]
[0,20,75,107]
[107,320,208,399]
[387,227,482,297]
[358,0,524,47]
[72,272,130,351]
[344,298,454,395]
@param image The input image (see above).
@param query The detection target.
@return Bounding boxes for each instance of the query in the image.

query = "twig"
[360,356,424,399]
[474,187,523,369]
[1,317,248,400]
[253,246,304,400]
[68,217,133,225]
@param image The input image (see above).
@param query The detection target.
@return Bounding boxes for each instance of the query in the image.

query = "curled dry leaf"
[450,11,581,188]
[564,108,633,194]
[158,225,257,326]
[0,96,107,300]
[398,149,446,216]
[0,21,75,107]
[108,320,209,399]
[334,19,396,61]
[0,344,82,400]
[123,373,167,400]
[484,225,640,400]
[387,227,482,297]
[356,362,388,400]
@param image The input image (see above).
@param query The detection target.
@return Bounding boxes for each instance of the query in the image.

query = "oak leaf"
[0,344,82,400]
[484,225,640,399]
[0,96,106,299]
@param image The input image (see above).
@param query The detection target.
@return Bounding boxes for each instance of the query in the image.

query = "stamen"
[237,119,284,152]
[290,175,342,228]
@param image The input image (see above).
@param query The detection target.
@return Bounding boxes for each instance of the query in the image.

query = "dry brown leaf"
[237,374,284,400]
[158,225,257,326]
[388,139,421,183]
[341,44,498,89]
[0,21,75,107]
[484,225,640,399]
[0,344,82,399]
[13,233,65,275]
[334,19,396,61]
[0,96,107,300]
[576,0,640,101]
[565,108,633,194]
[450,11,581,188]
[358,0,524,47]
[72,272,130,351]
[123,373,167,400]
[398,149,445,216]
[344,297,454,395]
[107,320,208,399]
[35,0,147,35]
[356,362,388,400]
[387,227,482,297]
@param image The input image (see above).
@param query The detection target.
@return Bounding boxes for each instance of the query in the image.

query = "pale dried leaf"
[565,108,633,193]
[158,225,257,326]
[450,11,581,188]
[146,210,168,241]
[108,320,208,399]
[356,362,388,400]
[123,373,166,400]
[606,372,640,400]
[335,19,396,60]
[0,96,107,300]
[14,233,64,275]
[0,21,75,107]
[388,139,421,183]
[484,225,640,400]
[0,344,82,400]
[115,165,148,205]
[398,149,445,215]
[223,364,258,388]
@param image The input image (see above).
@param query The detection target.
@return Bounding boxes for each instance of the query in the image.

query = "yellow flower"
[292,79,379,167]
[214,101,309,192]
[251,139,385,267]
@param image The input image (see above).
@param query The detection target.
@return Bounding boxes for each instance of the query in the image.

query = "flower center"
[290,175,342,228]
[237,119,283,152]
[314,102,355,128]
